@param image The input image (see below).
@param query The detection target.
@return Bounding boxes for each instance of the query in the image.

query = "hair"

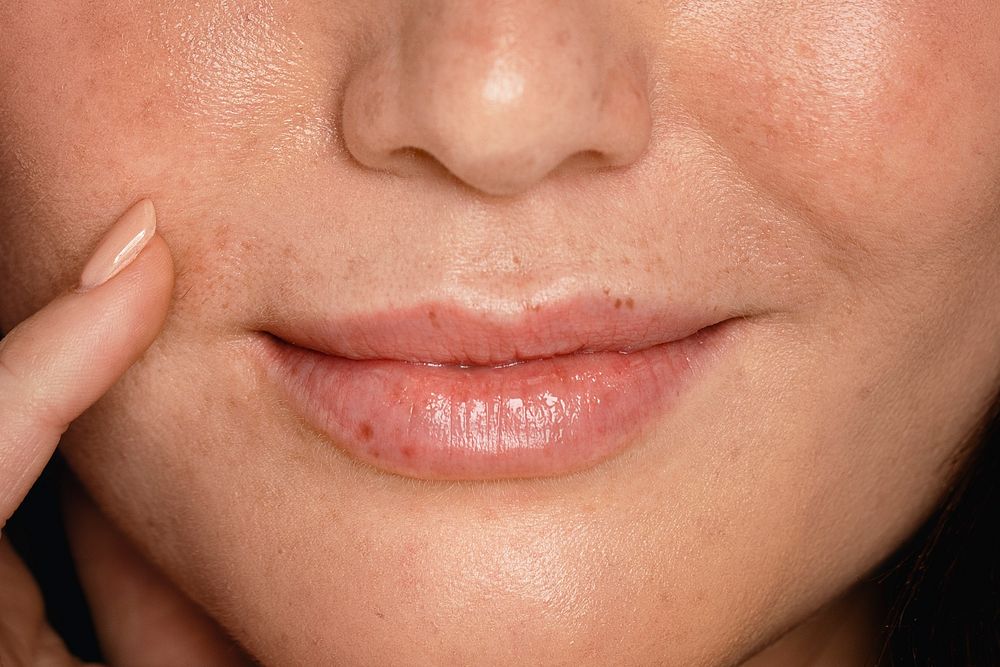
[875,390,1000,666]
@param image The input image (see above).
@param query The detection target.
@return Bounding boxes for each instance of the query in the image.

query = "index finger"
[0,200,174,526]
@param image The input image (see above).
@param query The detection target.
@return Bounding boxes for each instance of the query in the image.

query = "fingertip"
[131,232,176,308]
[105,230,176,354]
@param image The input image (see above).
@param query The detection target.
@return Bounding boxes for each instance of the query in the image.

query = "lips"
[254,297,739,480]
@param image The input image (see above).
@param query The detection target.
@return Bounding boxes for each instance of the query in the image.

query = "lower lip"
[256,320,737,480]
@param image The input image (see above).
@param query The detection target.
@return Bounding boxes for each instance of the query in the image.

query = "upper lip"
[262,294,732,366]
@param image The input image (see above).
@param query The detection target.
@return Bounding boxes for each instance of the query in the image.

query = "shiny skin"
[1,2,999,665]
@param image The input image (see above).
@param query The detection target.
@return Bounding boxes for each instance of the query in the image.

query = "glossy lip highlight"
[255,298,740,480]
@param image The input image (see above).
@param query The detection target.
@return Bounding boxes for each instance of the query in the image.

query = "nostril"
[562,149,616,173]
[383,146,529,195]
[388,146,429,171]
[385,145,629,197]
[386,146,453,181]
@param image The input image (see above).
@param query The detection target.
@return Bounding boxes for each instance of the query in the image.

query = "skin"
[1,0,999,664]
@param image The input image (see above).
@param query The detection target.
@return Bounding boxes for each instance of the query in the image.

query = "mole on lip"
[358,422,374,440]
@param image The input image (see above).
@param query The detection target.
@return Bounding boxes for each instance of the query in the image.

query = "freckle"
[512,255,521,265]
[401,446,415,459]
[359,422,373,440]
[241,134,262,152]
[630,80,643,101]
[626,297,634,309]
[795,40,817,59]
[622,257,631,266]
[140,97,157,123]
[213,222,232,244]
[531,303,541,311]
[614,298,622,309]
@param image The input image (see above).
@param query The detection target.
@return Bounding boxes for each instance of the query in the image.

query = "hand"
[0,200,251,666]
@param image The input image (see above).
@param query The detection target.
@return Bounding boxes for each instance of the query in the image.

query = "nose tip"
[341,3,652,197]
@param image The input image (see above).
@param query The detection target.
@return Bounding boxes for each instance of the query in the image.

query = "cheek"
[0,0,328,325]
[148,0,337,161]
[668,0,1000,279]
[1,2,314,184]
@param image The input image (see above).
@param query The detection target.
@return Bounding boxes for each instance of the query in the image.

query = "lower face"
[2,1,1000,665]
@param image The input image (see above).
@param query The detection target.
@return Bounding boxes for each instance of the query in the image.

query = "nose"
[341,2,652,197]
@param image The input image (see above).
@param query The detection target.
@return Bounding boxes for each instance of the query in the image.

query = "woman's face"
[2,1,1000,664]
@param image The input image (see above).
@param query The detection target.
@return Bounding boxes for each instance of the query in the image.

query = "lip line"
[264,331,678,370]
[261,295,733,366]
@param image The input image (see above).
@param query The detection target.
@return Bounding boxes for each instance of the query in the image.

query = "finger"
[62,478,256,667]
[0,539,89,666]
[0,199,174,526]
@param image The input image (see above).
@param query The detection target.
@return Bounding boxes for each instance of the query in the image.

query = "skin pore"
[2,1,1000,665]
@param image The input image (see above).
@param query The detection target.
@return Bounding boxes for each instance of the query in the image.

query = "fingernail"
[76,199,157,292]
